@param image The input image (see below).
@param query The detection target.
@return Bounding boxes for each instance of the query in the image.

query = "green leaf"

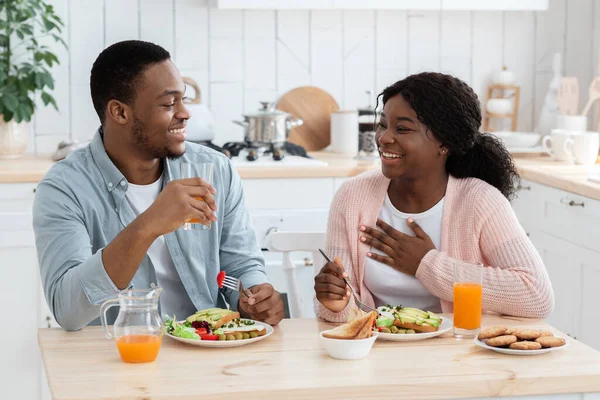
[3,111,14,123]
[13,106,22,123]
[21,101,34,122]
[34,51,44,62]
[42,17,56,32]
[40,71,54,90]
[2,93,19,112]
[42,92,58,111]
[16,29,24,40]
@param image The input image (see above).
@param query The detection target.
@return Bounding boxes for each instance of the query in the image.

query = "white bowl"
[490,131,541,149]
[319,331,378,360]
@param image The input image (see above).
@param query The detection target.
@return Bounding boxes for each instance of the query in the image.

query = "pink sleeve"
[315,186,357,323]
[416,190,554,319]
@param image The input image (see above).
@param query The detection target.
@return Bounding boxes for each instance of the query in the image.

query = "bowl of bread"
[320,311,378,360]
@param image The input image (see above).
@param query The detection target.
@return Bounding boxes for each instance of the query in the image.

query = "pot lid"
[243,102,292,119]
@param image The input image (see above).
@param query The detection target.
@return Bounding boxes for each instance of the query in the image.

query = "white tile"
[440,11,472,84]
[140,0,175,54]
[179,68,210,106]
[376,11,408,70]
[70,0,104,86]
[504,11,535,131]
[35,134,70,156]
[209,39,243,82]
[174,0,209,70]
[244,89,277,113]
[244,11,276,90]
[34,0,70,136]
[70,85,99,142]
[310,10,343,104]
[534,0,566,73]
[245,40,276,89]
[277,75,311,98]
[343,10,375,109]
[105,0,139,46]
[276,10,310,89]
[210,9,243,39]
[407,11,440,74]
[243,10,276,38]
[375,10,408,97]
[471,11,503,108]
[565,0,594,115]
[209,82,244,145]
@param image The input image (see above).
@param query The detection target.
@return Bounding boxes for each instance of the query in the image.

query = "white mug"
[543,129,574,161]
[556,115,588,131]
[330,110,359,155]
[564,131,600,166]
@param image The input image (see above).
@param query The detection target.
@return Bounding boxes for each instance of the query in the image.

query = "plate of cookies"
[474,326,568,355]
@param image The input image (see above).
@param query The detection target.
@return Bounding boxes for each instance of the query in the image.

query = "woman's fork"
[219,274,251,298]
[318,249,379,315]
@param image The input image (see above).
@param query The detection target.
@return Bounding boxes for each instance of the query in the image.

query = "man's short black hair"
[90,40,171,124]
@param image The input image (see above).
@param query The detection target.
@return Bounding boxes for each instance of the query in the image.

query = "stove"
[190,140,328,167]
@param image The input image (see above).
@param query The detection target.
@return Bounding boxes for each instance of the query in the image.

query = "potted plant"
[0,0,66,159]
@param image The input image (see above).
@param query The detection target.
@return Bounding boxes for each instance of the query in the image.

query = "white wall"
[27,0,600,153]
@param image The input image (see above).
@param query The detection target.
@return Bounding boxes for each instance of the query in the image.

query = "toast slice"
[213,312,240,329]
[393,319,439,333]
[322,311,377,339]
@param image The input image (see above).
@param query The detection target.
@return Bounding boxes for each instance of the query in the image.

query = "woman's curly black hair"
[376,72,520,200]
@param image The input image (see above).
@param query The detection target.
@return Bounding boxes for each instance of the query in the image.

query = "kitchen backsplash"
[27,0,600,153]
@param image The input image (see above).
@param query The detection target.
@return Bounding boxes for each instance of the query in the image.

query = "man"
[33,40,284,331]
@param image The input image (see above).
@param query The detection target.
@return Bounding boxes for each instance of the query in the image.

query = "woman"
[314,72,554,322]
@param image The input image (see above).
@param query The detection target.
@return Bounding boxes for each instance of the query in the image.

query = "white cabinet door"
[0,247,42,400]
[580,261,600,351]
[510,179,541,236]
[536,233,581,339]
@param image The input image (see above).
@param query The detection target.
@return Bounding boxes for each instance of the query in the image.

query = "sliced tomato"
[199,333,219,340]
[377,326,384,332]
[216,271,226,288]
[195,328,207,335]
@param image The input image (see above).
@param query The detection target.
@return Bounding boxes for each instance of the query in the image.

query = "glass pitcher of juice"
[100,288,163,363]
[453,261,483,339]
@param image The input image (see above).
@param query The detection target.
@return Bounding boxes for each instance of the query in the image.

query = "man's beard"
[132,115,184,160]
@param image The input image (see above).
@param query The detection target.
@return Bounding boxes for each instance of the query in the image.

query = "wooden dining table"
[38,315,600,400]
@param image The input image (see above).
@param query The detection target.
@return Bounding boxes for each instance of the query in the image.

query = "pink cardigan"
[316,170,555,322]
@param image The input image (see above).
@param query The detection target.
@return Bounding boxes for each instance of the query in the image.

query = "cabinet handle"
[517,184,531,191]
[46,316,51,328]
[33,187,37,193]
[560,198,585,207]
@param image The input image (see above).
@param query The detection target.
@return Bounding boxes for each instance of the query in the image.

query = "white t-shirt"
[125,175,196,318]
[363,193,443,312]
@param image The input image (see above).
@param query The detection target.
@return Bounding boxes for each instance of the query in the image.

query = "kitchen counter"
[38,315,600,400]
[4,152,600,202]
[0,152,378,183]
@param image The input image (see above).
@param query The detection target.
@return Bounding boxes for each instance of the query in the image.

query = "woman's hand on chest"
[360,218,435,276]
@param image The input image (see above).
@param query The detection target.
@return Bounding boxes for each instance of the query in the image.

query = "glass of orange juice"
[453,261,483,339]
[180,162,214,230]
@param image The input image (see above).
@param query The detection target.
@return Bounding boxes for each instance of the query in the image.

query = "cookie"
[514,329,542,340]
[540,330,554,337]
[509,341,542,350]
[486,335,517,347]
[478,326,508,340]
[505,327,517,335]
[535,336,566,348]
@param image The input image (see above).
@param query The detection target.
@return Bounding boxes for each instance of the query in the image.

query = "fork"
[218,273,251,299]
[318,249,379,315]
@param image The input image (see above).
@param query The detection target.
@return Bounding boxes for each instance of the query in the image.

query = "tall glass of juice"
[453,261,483,339]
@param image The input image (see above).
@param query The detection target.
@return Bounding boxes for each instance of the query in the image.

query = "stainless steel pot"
[232,102,303,145]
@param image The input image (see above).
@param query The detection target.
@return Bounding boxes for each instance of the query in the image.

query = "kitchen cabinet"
[211,0,548,10]
[511,181,600,351]
[0,183,54,400]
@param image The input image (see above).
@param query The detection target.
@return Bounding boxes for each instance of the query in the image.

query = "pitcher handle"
[100,298,119,339]
[542,135,553,157]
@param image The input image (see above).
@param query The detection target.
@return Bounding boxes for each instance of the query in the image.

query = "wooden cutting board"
[276,86,340,151]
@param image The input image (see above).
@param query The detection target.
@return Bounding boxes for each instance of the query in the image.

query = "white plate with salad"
[374,305,452,342]
[164,308,274,348]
